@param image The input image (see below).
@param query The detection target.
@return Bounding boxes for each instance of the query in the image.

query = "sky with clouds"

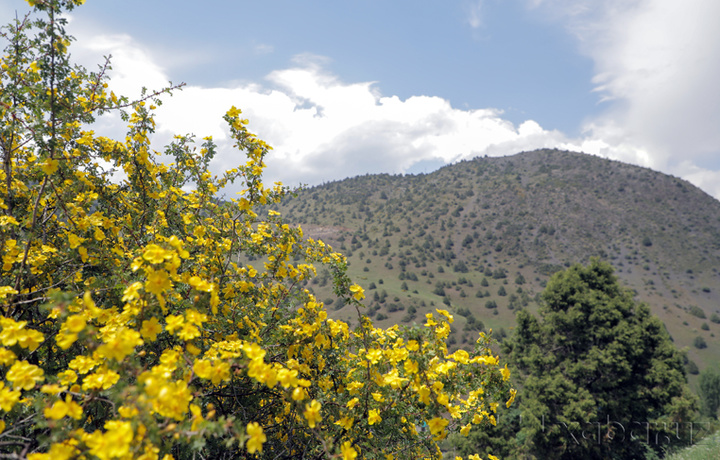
[3,0,720,199]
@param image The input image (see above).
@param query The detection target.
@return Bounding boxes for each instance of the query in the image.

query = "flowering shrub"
[0,1,514,459]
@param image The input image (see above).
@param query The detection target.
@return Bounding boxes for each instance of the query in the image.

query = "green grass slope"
[274,149,720,372]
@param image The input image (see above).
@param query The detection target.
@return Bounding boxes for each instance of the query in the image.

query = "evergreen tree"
[699,365,720,419]
[501,260,697,459]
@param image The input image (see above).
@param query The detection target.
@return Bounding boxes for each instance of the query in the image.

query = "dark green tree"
[501,260,697,459]
[698,365,720,419]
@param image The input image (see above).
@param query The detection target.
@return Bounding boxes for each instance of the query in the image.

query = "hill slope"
[275,149,720,370]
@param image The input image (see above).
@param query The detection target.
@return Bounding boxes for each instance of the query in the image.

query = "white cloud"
[529,0,720,195]
[77,33,170,98]
[466,0,485,28]
[69,23,720,200]
[153,63,574,190]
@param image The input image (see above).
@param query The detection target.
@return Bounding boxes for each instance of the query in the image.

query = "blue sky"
[3,0,720,198]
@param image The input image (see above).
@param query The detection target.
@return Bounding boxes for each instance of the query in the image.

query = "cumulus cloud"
[70,33,575,191]
[153,62,578,191]
[67,15,720,200]
[530,0,720,191]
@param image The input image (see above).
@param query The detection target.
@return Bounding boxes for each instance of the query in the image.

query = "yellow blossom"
[501,364,511,381]
[246,422,266,454]
[140,317,163,341]
[427,417,448,437]
[349,284,364,300]
[44,394,83,420]
[0,382,21,411]
[368,409,382,425]
[6,360,44,390]
[68,355,98,374]
[506,388,517,408]
[341,441,358,460]
[335,416,354,430]
[303,400,322,428]
[142,244,170,264]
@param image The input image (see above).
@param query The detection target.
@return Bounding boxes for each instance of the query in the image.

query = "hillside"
[274,149,720,370]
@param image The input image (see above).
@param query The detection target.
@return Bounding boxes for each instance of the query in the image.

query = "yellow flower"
[0,382,21,411]
[176,322,200,341]
[368,409,382,425]
[44,394,83,420]
[96,328,143,361]
[0,347,16,366]
[349,284,364,300]
[193,359,212,379]
[122,282,143,302]
[81,367,120,391]
[303,400,322,428]
[69,355,98,374]
[417,386,431,405]
[145,269,172,295]
[292,387,307,401]
[142,244,170,264]
[424,313,437,327]
[140,317,163,341]
[85,420,134,460]
[150,380,193,421]
[246,422,266,454]
[404,360,419,375]
[335,416,354,430]
[506,388,517,408]
[501,364,511,381]
[6,360,44,390]
[165,314,184,333]
[341,441,358,460]
[65,315,86,333]
[58,370,78,385]
[68,233,85,249]
[41,158,59,174]
[427,417,448,437]
[0,286,18,299]
[435,308,454,323]
[189,276,213,292]
[227,106,241,118]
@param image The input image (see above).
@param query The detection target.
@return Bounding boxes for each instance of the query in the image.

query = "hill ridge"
[276,149,720,371]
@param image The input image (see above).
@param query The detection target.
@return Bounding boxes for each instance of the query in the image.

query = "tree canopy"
[501,260,697,459]
[0,1,513,459]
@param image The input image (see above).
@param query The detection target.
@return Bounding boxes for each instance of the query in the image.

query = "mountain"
[274,149,720,371]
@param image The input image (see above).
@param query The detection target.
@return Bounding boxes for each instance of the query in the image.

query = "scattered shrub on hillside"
[689,305,707,319]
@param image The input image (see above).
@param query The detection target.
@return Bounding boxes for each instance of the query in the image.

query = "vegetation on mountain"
[276,149,720,371]
[0,2,512,459]
[505,260,697,459]
[450,260,698,459]
[698,365,720,419]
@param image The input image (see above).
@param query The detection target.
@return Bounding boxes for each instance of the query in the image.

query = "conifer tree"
[501,260,697,459]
